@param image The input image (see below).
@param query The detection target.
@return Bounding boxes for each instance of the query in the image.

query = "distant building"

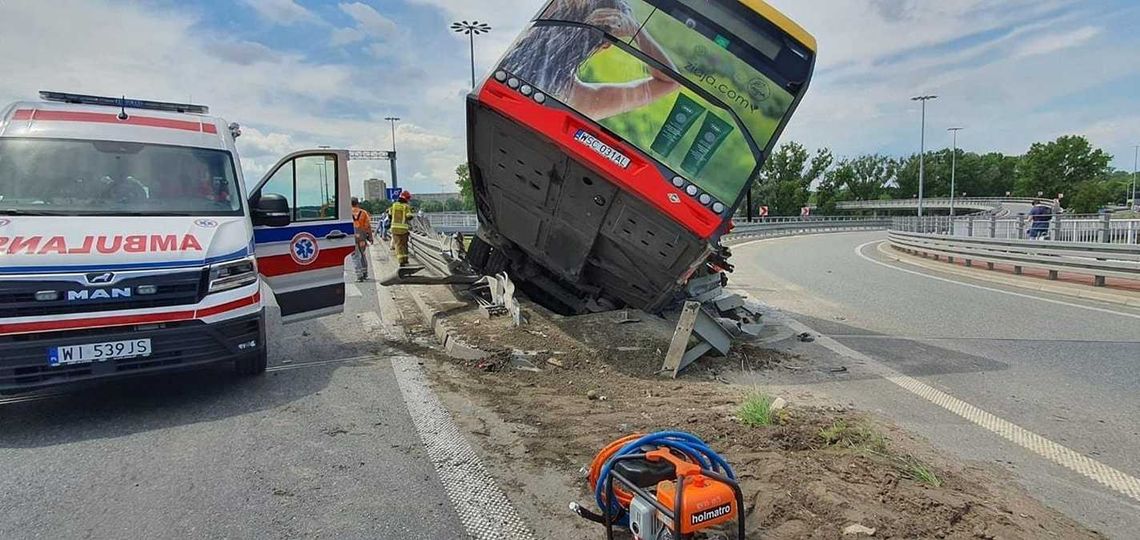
[363,178,387,202]
[414,192,461,203]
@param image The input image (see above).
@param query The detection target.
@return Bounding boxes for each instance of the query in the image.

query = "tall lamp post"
[947,127,964,217]
[911,95,937,217]
[384,116,401,188]
[450,21,492,88]
[1132,144,1138,211]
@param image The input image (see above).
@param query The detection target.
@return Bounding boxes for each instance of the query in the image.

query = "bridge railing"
[837,197,1039,212]
[725,217,890,244]
[888,216,1140,286]
[371,211,479,234]
[893,215,1140,245]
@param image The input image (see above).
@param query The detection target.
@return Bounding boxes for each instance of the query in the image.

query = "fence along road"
[890,216,1140,287]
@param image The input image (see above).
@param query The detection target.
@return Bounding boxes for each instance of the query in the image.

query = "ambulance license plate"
[49,339,152,366]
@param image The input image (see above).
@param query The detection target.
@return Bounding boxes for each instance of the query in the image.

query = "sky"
[1,0,1138,199]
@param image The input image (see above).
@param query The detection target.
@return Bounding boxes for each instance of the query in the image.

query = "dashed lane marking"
[391,356,535,540]
[772,295,1140,504]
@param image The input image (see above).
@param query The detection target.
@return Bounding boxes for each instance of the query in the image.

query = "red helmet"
[398,191,411,202]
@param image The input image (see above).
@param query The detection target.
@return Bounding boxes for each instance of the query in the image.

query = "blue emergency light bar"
[39,91,210,115]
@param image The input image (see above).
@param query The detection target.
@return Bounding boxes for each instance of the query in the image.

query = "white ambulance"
[0,92,356,393]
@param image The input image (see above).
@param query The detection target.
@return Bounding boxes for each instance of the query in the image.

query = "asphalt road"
[0,263,466,539]
[731,231,1140,538]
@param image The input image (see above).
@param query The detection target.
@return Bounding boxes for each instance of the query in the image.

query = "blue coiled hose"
[593,431,736,527]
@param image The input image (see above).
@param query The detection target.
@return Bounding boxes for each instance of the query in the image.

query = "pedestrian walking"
[1027,199,1052,240]
[351,197,373,280]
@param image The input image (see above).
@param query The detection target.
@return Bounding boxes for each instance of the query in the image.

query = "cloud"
[331,2,398,46]
[1012,25,1101,58]
[203,40,283,66]
[239,0,316,26]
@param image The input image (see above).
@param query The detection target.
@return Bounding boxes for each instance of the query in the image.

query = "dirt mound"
[421,296,1101,539]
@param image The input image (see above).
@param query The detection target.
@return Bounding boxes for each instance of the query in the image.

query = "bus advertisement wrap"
[501,0,796,204]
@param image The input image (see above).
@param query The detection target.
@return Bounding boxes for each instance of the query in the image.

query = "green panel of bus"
[465,0,816,314]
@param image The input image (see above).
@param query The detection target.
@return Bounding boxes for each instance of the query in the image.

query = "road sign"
[800,206,811,217]
[758,205,769,217]
[386,187,402,201]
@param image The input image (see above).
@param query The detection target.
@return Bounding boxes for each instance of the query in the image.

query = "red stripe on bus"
[477,80,722,239]
[0,292,260,336]
[10,109,218,134]
[258,246,355,277]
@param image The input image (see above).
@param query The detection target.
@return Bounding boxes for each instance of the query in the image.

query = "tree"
[818,154,897,212]
[751,142,832,216]
[455,162,474,210]
[1015,135,1111,199]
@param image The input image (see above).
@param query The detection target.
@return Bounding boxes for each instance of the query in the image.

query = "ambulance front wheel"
[235,348,268,376]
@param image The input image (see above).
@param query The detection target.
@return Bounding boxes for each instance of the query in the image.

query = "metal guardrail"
[371,212,479,235]
[837,197,1039,212]
[887,229,1140,286]
[725,218,890,244]
[893,215,1140,245]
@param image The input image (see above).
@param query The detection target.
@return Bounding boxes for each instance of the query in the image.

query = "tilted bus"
[465,0,816,314]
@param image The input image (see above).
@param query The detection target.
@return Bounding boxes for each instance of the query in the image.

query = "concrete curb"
[405,284,490,360]
[878,241,1140,308]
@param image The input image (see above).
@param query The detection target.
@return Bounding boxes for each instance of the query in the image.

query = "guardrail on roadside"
[372,212,479,235]
[887,229,1140,287]
[837,197,1039,212]
[724,217,891,244]
[893,215,1140,245]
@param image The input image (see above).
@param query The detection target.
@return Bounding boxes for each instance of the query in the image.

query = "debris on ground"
[406,287,1101,540]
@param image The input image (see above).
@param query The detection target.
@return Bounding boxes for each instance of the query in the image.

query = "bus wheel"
[235,348,268,376]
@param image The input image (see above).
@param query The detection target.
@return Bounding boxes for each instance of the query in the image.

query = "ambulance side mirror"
[251,192,291,227]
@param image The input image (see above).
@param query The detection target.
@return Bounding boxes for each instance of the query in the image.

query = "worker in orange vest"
[389,191,412,267]
[350,197,373,281]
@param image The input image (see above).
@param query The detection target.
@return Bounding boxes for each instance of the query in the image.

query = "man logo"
[68,288,131,301]
[86,272,115,284]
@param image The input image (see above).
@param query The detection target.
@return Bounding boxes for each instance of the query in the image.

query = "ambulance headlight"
[208,256,258,294]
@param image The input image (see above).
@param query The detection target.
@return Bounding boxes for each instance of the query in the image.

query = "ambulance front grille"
[0,270,206,317]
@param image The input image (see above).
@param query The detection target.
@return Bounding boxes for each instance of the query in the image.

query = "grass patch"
[819,420,942,487]
[899,454,943,487]
[739,393,775,427]
[818,419,888,454]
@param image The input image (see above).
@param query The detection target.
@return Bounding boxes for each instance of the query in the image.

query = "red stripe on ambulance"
[11,109,218,134]
[0,292,260,336]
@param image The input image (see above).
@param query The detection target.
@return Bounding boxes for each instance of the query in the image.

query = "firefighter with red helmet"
[389,191,412,266]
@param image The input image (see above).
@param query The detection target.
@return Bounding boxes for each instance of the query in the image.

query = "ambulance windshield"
[0,138,242,216]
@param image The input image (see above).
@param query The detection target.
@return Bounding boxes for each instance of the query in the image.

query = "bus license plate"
[49,339,152,366]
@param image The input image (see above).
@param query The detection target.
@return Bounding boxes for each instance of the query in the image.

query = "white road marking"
[854,240,1140,321]
[391,356,534,540]
[734,234,1140,502]
[775,314,1140,504]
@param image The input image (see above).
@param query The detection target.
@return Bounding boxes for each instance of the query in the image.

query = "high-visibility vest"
[352,208,371,232]
[389,202,411,233]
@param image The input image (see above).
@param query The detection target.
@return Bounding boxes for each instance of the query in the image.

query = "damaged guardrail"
[887,229,1140,287]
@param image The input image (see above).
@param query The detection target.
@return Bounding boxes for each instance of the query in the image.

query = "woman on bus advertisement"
[500,0,796,204]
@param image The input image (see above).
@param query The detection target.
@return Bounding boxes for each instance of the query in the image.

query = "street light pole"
[384,116,401,189]
[911,95,937,217]
[1132,144,1138,211]
[947,127,963,217]
[450,21,492,88]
